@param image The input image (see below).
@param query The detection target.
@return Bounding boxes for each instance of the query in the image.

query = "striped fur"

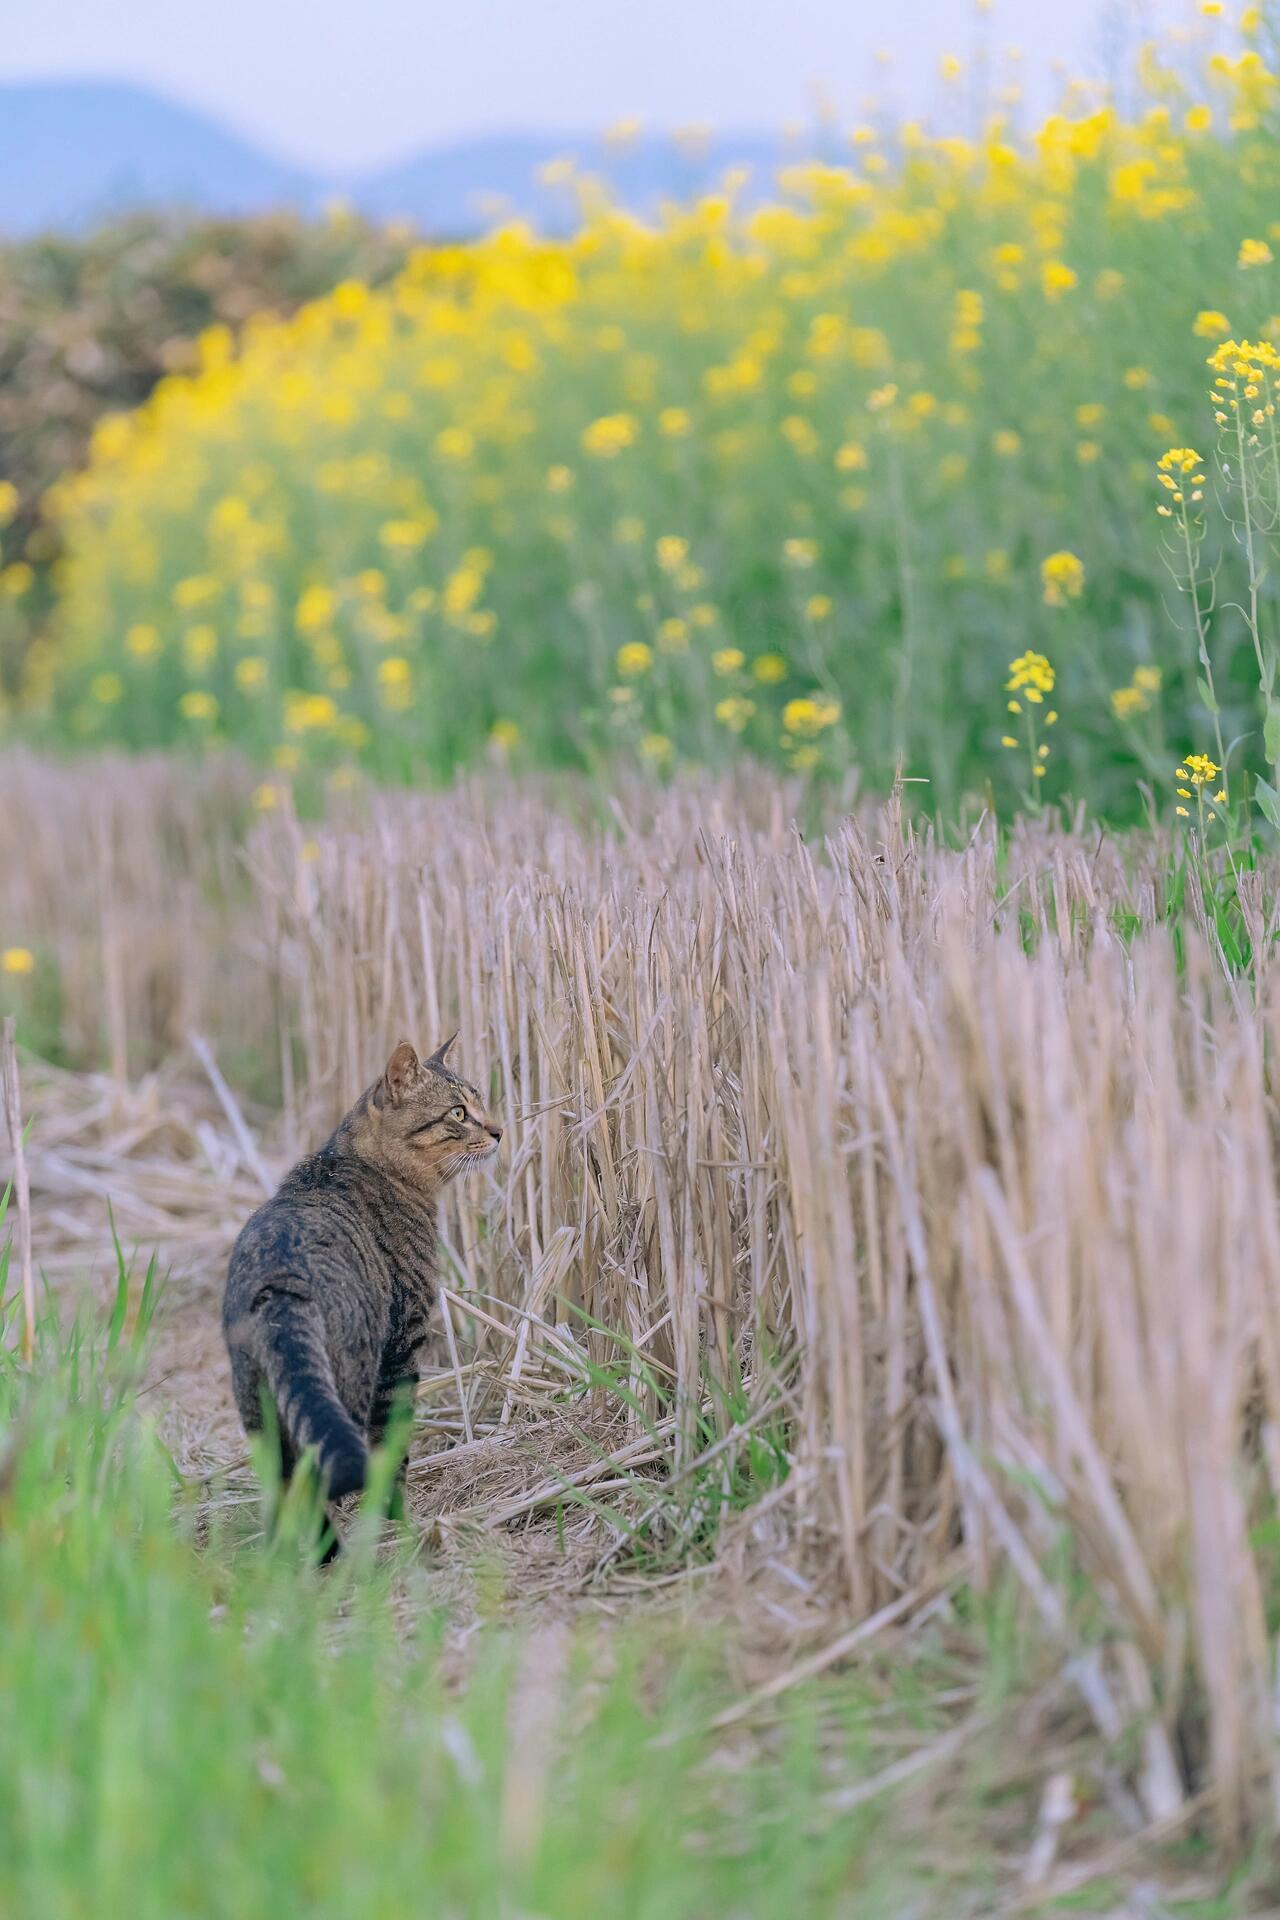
[223,1039,502,1516]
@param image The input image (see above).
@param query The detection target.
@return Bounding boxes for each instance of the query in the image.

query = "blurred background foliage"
[0,209,411,693]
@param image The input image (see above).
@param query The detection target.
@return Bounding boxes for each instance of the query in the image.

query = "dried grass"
[5,754,1280,1849]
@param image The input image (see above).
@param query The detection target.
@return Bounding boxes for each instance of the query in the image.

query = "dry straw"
[4,756,1280,1845]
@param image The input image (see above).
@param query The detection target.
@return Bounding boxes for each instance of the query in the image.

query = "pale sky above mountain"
[0,1,1171,174]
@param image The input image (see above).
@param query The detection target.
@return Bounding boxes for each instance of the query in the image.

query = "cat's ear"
[382,1040,423,1105]
[426,1032,458,1069]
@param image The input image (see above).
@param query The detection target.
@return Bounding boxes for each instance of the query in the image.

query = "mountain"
[0,82,316,232]
[0,81,819,237]
[357,131,810,232]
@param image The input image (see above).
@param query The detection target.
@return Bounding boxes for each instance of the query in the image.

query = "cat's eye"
[448,1105,466,1123]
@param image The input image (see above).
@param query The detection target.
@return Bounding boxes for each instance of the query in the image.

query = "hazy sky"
[4,1,1164,173]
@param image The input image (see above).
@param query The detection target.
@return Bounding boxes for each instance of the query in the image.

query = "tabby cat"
[223,1036,501,1523]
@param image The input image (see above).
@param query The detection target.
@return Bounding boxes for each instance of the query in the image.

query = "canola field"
[10,22,1280,821]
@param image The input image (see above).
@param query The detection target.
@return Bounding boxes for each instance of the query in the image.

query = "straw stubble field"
[5,753,1280,1902]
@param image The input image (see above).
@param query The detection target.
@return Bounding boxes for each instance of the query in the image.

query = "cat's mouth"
[455,1141,499,1169]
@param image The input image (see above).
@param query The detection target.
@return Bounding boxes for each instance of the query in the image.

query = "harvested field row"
[5,759,1280,1852]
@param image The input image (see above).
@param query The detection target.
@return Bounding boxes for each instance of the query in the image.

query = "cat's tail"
[253,1294,368,1501]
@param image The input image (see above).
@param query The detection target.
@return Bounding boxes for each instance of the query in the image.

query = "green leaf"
[1197,676,1218,716]
[1266,704,1280,767]
[1256,776,1280,832]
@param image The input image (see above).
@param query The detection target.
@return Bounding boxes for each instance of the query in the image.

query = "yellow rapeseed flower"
[1006,651,1055,698]
[616,642,653,677]
[1157,446,1202,475]
[639,732,673,766]
[582,413,638,458]
[379,517,436,553]
[183,625,218,671]
[173,574,218,611]
[178,690,219,724]
[443,565,484,619]
[435,427,474,461]
[125,623,161,659]
[753,653,788,684]
[712,648,745,675]
[283,691,338,732]
[1239,237,1274,269]
[235,657,268,692]
[783,695,840,737]
[375,658,413,710]
[781,415,819,455]
[1040,551,1085,606]
[1194,309,1231,338]
[296,585,335,633]
[1041,260,1079,299]
[714,696,756,733]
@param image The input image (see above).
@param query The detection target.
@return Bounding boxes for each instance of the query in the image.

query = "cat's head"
[349,1036,502,1192]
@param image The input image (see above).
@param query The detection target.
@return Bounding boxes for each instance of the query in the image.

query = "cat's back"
[224,1148,373,1321]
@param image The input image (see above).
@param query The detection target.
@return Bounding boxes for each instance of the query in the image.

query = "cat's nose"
[487,1121,503,1143]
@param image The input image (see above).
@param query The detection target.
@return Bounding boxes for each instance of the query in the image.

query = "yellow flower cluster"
[1005,652,1055,701]
[783,696,841,738]
[1002,652,1059,784]
[1206,337,1280,441]
[1039,552,1085,608]
[1173,752,1226,820]
[1154,446,1206,516]
[1111,664,1161,719]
